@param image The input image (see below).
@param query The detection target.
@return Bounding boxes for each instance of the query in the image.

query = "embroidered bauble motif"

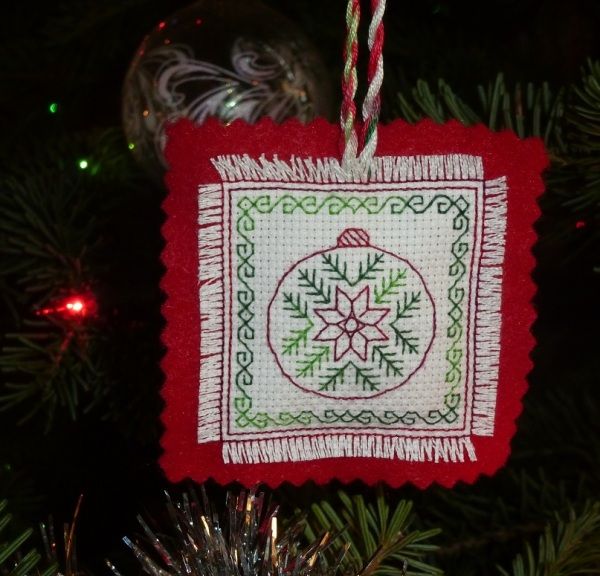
[160,118,547,488]
[268,228,435,399]
[122,0,333,180]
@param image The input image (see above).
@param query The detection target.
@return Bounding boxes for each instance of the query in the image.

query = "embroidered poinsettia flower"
[314,286,390,361]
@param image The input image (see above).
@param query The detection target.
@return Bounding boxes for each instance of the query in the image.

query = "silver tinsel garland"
[109,488,346,576]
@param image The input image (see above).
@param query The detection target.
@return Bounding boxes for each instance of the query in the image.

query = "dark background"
[1,1,599,575]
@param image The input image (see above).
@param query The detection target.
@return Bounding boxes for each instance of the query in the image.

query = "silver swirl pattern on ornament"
[124,37,322,173]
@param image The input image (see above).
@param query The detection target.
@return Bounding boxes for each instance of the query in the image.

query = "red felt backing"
[160,117,548,488]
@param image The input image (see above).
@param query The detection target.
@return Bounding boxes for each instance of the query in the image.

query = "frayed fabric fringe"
[212,154,484,184]
[223,434,477,464]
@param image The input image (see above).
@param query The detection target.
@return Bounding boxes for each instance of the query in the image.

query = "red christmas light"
[575,220,586,229]
[37,293,97,321]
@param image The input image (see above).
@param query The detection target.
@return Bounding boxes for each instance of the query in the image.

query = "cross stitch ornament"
[160,0,547,487]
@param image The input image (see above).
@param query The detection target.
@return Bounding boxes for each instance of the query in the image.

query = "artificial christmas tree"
[1,1,599,576]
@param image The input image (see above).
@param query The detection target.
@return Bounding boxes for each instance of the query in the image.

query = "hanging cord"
[340,0,361,168]
[359,0,386,164]
[340,0,386,171]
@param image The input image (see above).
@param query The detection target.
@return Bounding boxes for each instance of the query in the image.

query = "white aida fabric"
[196,154,507,465]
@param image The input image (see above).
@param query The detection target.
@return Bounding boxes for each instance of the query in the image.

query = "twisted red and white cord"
[359,0,385,165]
[340,0,386,172]
[340,0,361,168]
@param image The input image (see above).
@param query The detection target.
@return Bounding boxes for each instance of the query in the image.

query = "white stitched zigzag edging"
[211,154,484,184]
[197,183,224,442]
[472,177,508,436]
[223,435,477,464]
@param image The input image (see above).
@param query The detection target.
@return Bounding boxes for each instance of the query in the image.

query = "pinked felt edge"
[160,116,548,489]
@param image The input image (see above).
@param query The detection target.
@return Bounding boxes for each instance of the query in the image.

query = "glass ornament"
[122,0,334,179]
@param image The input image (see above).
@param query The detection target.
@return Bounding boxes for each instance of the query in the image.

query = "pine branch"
[422,466,596,575]
[0,500,57,576]
[499,502,600,576]
[305,489,442,576]
[396,75,566,149]
[560,60,600,218]
[0,325,110,429]
[567,60,600,155]
[0,130,153,431]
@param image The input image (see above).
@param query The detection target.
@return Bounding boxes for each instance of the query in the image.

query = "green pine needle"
[305,489,442,576]
[0,500,57,576]
[396,74,565,148]
[396,63,600,255]
[499,501,600,576]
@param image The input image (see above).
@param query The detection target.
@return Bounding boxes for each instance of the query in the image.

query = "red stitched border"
[160,117,547,488]
[223,181,479,433]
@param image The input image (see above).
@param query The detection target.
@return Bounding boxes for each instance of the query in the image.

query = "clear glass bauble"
[122,0,334,180]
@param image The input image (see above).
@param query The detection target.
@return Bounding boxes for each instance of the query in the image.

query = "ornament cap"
[337,228,370,247]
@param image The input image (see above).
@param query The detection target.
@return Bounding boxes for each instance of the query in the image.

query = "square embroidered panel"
[161,118,547,487]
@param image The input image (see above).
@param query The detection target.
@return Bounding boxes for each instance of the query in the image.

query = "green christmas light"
[78,159,89,170]
[128,142,136,150]
[48,102,58,114]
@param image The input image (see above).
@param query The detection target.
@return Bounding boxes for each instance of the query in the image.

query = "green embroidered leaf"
[298,268,331,304]
[387,292,422,355]
[322,253,350,284]
[322,252,385,286]
[282,292,310,319]
[320,363,349,391]
[374,268,407,303]
[352,363,381,391]
[372,346,404,377]
[296,346,330,378]
[390,327,420,355]
[354,253,386,285]
[282,324,313,356]
[320,363,380,392]
[395,291,422,319]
